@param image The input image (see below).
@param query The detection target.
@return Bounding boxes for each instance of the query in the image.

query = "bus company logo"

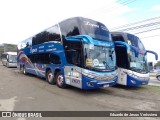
[30,48,37,53]
[84,21,99,28]
[101,26,108,31]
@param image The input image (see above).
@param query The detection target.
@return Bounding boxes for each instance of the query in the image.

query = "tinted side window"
[111,34,125,42]
[127,34,138,47]
[1,54,7,59]
[27,53,59,64]
[46,25,61,42]
[27,55,35,63]
[38,53,50,64]
[59,19,80,38]
[18,38,32,50]
[32,31,49,46]
[49,54,61,64]
[64,41,82,67]
[32,25,61,46]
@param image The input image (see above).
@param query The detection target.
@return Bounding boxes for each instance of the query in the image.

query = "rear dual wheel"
[157,76,160,81]
[56,72,67,88]
[46,70,66,88]
[23,65,27,75]
[46,70,56,84]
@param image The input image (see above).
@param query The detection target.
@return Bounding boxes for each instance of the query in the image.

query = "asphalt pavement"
[149,77,160,86]
[149,73,160,86]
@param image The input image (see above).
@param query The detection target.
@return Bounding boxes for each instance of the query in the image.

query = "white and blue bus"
[111,32,158,86]
[1,52,17,67]
[17,17,118,89]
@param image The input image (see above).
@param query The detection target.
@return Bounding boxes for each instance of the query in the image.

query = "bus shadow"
[63,84,149,97]
[64,85,115,96]
[16,71,148,96]
[112,84,147,90]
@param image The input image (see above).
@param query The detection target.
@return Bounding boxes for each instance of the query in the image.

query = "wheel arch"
[45,67,61,78]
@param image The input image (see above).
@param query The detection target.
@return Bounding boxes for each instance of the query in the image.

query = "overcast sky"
[0,0,160,62]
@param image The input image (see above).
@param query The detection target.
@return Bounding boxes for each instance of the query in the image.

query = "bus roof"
[111,32,145,50]
[3,52,17,55]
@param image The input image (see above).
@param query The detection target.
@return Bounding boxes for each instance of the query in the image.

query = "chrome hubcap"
[23,67,26,74]
[57,75,64,86]
[48,73,53,82]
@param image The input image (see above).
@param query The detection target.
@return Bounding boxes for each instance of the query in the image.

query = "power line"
[85,0,159,35]
[86,0,123,16]
[109,15,160,35]
[97,0,136,16]
[141,34,160,39]
[87,0,137,17]
[110,15,160,30]
[134,27,160,34]
[114,21,160,31]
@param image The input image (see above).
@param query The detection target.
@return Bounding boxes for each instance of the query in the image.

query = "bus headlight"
[127,72,149,81]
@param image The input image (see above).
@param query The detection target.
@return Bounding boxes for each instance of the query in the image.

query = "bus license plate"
[103,84,109,88]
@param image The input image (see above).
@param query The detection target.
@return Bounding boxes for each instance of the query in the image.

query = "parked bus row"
[2,17,158,89]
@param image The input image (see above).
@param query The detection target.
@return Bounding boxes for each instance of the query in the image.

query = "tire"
[56,72,67,88]
[23,65,27,75]
[6,63,9,68]
[46,70,56,84]
[157,76,160,81]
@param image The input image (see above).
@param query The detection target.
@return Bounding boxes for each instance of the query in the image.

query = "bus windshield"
[130,51,148,73]
[127,33,145,50]
[9,55,17,63]
[84,43,116,71]
[81,21,111,41]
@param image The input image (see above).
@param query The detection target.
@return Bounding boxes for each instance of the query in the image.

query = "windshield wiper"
[130,67,147,73]
[86,65,114,72]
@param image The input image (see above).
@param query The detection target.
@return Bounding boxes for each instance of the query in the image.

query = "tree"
[154,61,160,68]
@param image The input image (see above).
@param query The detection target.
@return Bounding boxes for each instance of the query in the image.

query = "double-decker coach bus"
[111,32,158,86]
[17,17,118,89]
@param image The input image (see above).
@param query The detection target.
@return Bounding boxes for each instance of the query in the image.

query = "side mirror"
[145,50,158,60]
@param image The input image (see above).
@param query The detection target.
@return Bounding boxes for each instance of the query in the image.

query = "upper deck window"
[127,34,145,50]
[59,17,111,42]
[81,20,111,41]
[32,24,61,46]
[111,34,125,42]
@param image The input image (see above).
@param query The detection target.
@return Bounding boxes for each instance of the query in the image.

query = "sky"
[0,0,160,62]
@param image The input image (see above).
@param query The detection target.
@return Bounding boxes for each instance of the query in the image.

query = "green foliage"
[154,61,160,67]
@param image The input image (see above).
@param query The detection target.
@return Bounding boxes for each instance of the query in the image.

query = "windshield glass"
[83,43,116,71]
[130,51,148,73]
[127,33,145,50]
[9,55,17,63]
[82,20,111,41]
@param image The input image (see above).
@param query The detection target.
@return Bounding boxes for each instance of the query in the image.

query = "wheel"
[23,65,27,75]
[56,72,67,88]
[46,70,56,84]
[157,76,160,81]
[6,63,9,68]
